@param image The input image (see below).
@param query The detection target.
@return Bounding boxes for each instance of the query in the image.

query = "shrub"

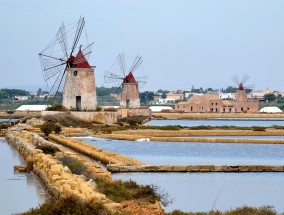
[40,122,62,136]
[67,161,86,175]
[57,156,86,175]
[46,104,66,111]
[36,145,59,155]
[43,113,93,128]
[96,106,103,111]
[17,196,111,215]
[252,126,266,131]
[95,178,168,205]
[103,107,117,112]
[159,125,182,131]
[125,116,149,126]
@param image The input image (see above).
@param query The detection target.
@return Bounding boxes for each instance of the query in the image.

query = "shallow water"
[80,137,284,165]
[188,136,284,140]
[78,137,284,212]
[0,138,48,215]
[146,119,284,127]
[113,172,284,213]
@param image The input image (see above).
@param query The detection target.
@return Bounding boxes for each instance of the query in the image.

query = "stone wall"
[5,131,121,211]
[63,68,97,110]
[107,164,284,173]
[49,134,144,166]
[117,108,151,118]
[41,111,117,125]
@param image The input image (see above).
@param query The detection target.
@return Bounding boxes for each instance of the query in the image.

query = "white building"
[218,93,236,100]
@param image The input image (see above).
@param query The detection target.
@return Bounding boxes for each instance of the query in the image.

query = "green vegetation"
[43,113,93,128]
[40,122,62,136]
[95,178,165,205]
[17,197,112,215]
[0,99,49,111]
[118,116,149,126]
[36,144,60,155]
[159,125,182,130]
[58,156,86,175]
[0,88,29,99]
[140,91,154,104]
[166,206,276,215]
[46,104,66,111]
[96,106,103,111]
[96,86,121,96]
[263,93,277,102]
[252,126,266,131]
[97,126,128,134]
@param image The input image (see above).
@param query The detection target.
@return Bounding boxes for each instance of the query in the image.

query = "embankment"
[152,112,284,120]
[48,134,144,166]
[5,130,121,212]
[107,164,284,173]
[97,129,284,144]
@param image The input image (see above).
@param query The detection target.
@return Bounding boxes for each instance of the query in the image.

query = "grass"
[96,126,128,134]
[57,156,86,175]
[95,178,164,205]
[166,206,276,215]
[46,104,67,111]
[17,197,112,215]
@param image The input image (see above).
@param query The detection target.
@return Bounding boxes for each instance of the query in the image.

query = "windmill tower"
[39,17,97,110]
[232,74,253,102]
[232,74,258,113]
[104,53,146,109]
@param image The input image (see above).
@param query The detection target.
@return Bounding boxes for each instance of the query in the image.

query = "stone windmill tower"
[104,53,146,109]
[232,74,253,102]
[120,71,140,108]
[39,17,97,110]
[63,47,96,110]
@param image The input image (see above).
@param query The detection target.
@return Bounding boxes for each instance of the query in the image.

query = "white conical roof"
[259,106,282,113]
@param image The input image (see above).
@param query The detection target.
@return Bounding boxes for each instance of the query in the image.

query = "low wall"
[5,130,121,211]
[117,108,151,118]
[107,164,284,172]
[152,112,284,120]
[49,134,144,166]
[41,111,117,125]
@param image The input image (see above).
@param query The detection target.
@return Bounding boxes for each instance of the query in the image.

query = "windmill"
[231,74,254,102]
[39,17,97,110]
[104,53,146,108]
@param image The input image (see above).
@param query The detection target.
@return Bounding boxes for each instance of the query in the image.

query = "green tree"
[225,87,237,93]
[0,90,9,99]
[263,93,276,102]
[140,91,154,104]
[37,88,42,96]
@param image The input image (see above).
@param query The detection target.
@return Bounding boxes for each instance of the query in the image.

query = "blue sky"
[1,0,284,92]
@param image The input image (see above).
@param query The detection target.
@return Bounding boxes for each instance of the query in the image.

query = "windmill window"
[73,71,78,76]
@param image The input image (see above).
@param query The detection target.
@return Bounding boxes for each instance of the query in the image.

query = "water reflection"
[0,138,48,215]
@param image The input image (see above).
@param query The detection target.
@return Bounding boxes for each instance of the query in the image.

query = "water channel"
[146,119,284,127]
[78,137,284,213]
[0,138,48,215]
